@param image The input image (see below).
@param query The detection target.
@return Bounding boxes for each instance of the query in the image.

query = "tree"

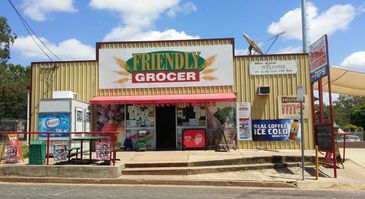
[0,64,30,120]
[350,104,365,130]
[333,95,365,128]
[0,16,17,65]
[0,16,29,121]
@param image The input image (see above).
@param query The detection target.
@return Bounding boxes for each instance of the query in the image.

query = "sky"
[1,0,365,74]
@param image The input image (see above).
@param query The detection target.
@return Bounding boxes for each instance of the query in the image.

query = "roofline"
[234,53,308,58]
[31,59,97,65]
[96,38,235,48]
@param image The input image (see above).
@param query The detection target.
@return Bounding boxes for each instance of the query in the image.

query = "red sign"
[309,35,329,82]
[182,129,206,149]
[132,70,199,83]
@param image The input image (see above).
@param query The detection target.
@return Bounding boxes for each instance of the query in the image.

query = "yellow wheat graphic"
[113,57,131,84]
[202,76,218,81]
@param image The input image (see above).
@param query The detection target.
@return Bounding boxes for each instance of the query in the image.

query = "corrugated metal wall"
[97,39,234,97]
[30,61,98,132]
[234,54,313,149]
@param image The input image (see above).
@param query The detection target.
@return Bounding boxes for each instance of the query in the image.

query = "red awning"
[90,93,235,105]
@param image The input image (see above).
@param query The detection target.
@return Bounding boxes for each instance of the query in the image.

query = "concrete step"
[124,156,314,168]
[122,162,300,175]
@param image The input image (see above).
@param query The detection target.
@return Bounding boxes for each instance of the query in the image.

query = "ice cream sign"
[114,51,216,84]
[98,44,234,89]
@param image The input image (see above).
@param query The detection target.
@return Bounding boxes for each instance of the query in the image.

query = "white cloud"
[167,2,197,17]
[340,51,365,72]
[104,27,199,41]
[22,0,77,21]
[234,49,247,56]
[90,0,179,28]
[13,36,95,61]
[89,0,198,41]
[276,46,302,54]
[268,2,356,42]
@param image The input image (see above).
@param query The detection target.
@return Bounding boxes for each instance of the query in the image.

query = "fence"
[0,131,118,166]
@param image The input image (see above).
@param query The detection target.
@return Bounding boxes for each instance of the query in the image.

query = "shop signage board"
[3,134,22,163]
[252,119,301,141]
[278,95,310,119]
[249,60,298,75]
[99,44,234,89]
[309,35,329,82]
[315,124,332,152]
[182,129,206,149]
[52,144,68,162]
[237,102,252,140]
[38,113,71,138]
[96,139,111,160]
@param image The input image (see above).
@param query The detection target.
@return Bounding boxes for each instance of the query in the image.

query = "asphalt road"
[0,183,364,199]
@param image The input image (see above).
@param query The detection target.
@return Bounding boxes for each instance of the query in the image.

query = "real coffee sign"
[99,45,233,89]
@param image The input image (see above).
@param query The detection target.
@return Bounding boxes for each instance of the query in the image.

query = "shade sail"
[314,66,365,96]
[90,93,236,104]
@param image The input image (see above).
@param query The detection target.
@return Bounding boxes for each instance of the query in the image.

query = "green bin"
[29,140,46,165]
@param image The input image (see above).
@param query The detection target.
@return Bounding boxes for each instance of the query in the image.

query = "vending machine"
[37,91,91,153]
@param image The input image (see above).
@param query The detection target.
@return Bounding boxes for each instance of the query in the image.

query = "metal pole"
[300,100,305,180]
[301,0,309,53]
[315,145,319,180]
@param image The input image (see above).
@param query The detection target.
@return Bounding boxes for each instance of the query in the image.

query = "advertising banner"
[237,102,252,140]
[99,44,234,89]
[309,35,329,82]
[249,60,298,75]
[252,119,301,141]
[38,113,71,138]
[96,139,111,160]
[52,144,68,162]
[206,102,236,149]
[278,95,309,119]
[96,104,126,145]
[182,129,206,149]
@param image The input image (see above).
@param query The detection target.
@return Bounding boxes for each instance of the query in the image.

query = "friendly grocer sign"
[98,45,233,89]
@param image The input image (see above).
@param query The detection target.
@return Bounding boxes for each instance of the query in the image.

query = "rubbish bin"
[29,140,46,165]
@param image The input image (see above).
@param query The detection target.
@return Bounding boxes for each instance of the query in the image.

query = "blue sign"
[252,119,301,141]
[38,113,71,138]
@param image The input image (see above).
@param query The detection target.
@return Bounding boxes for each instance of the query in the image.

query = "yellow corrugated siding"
[30,61,98,132]
[234,54,313,149]
[98,39,233,49]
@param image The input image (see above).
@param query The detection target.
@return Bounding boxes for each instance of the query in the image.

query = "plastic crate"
[29,140,46,165]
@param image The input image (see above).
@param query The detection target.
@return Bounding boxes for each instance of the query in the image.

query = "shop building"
[30,38,313,150]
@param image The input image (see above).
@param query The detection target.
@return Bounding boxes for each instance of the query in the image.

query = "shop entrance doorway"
[156,106,176,150]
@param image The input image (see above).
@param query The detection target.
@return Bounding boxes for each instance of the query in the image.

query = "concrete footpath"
[0,148,364,191]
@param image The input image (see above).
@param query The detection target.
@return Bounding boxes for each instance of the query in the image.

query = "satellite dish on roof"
[243,33,264,55]
[243,32,286,55]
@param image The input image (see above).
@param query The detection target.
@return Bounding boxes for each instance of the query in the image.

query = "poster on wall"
[252,119,301,141]
[96,104,125,145]
[126,129,155,150]
[98,44,234,89]
[206,102,236,149]
[237,102,252,141]
[52,144,68,162]
[38,113,71,138]
[182,129,206,149]
[96,139,111,160]
[278,95,310,119]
